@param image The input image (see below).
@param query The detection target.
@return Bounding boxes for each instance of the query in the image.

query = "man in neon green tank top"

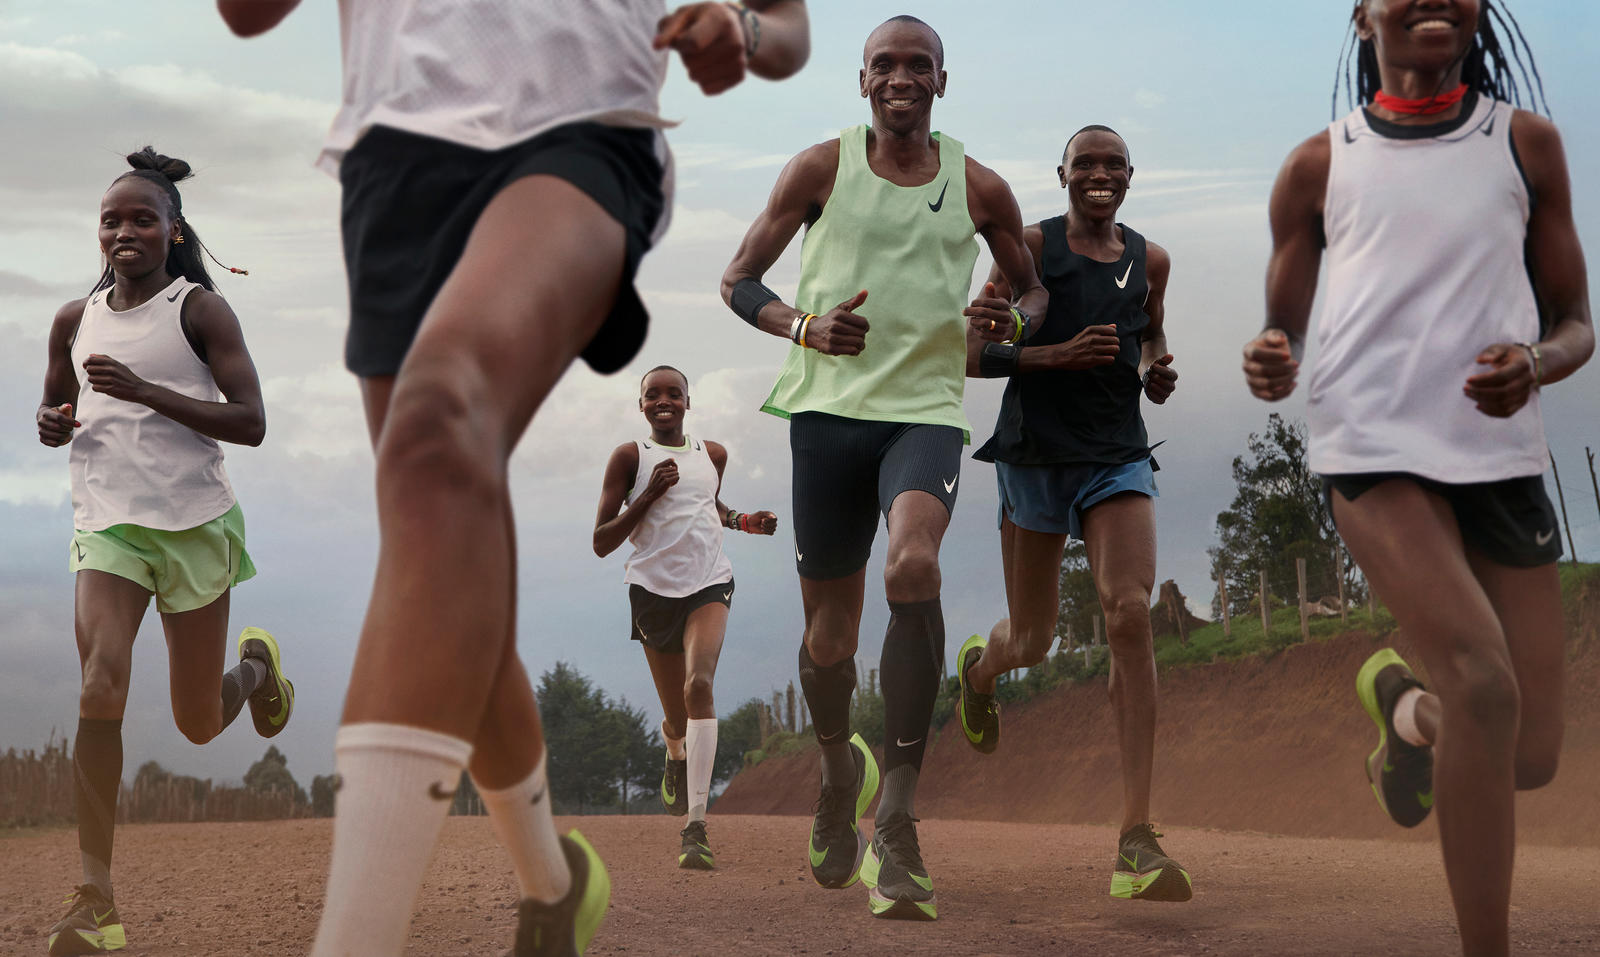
[720,15,1046,921]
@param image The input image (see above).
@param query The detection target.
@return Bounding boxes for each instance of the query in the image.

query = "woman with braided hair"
[1243,3,1591,954]
[35,147,292,956]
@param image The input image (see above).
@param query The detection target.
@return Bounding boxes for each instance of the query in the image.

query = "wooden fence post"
[1296,557,1310,643]
[1259,569,1270,635]
[1335,547,1348,624]
[1218,572,1232,637]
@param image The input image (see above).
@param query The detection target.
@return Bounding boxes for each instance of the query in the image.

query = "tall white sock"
[310,723,472,957]
[685,717,717,822]
[475,751,571,904]
[1392,686,1431,746]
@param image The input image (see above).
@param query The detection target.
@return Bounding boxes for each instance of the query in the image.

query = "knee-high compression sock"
[73,717,123,899]
[310,723,472,957]
[878,598,945,821]
[685,717,717,822]
[475,751,570,905]
[218,657,267,729]
[798,643,857,787]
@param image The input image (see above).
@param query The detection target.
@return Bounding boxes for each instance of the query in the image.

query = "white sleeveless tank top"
[318,0,675,173]
[69,278,237,532]
[623,436,732,598]
[1309,95,1546,482]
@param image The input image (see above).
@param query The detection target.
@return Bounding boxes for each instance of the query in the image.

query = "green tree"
[538,661,619,813]
[244,745,308,806]
[715,698,766,784]
[604,698,661,813]
[1055,539,1100,648]
[310,773,337,817]
[1208,413,1360,616]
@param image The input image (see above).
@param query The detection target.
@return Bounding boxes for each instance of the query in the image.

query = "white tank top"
[318,0,675,174]
[1309,95,1546,482]
[623,436,733,598]
[68,278,237,532]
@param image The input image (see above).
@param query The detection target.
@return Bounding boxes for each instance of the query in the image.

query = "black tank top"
[974,217,1153,466]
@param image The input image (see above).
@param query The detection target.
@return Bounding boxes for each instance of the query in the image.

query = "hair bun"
[126,146,192,184]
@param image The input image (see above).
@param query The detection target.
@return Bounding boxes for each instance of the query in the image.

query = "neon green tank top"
[761,125,979,438]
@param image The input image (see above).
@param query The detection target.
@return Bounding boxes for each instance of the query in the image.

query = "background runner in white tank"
[594,365,777,873]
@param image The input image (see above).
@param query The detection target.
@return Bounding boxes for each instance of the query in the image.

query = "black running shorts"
[628,579,734,654]
[1323,472,1562,568]
[339,122,666,377]
[789,412,964,580]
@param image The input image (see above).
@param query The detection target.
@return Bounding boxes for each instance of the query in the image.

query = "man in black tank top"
[955,127,1192,902]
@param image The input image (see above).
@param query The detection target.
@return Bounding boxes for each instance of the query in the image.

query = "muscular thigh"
[1081,492,1156,601]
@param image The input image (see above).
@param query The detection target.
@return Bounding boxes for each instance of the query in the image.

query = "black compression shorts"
[1323,472,1562,568]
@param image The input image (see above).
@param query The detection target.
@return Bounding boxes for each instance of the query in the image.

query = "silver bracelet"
[727,2,759,57]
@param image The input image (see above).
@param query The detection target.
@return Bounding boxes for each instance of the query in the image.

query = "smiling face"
[859,20,947,136]
[1058,130,1132,219]
[639,368,689,434]
[1355,0,1481,80]
[98,177,178,282]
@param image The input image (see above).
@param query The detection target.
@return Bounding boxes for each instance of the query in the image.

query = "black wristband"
[730,278,781,328]
[979,341,1021,378]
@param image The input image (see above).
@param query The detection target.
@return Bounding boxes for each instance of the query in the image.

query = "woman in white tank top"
[34,148,294,956]
[1242,4,1592,954]
[593,366,777,871]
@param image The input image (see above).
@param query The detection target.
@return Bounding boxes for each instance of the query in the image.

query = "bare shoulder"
[182,288,240,327]
[1510,110,1568,196]
[787,139,842,184]
[963,154,1009,198]
[704,439,728,470]
[1021,221,1045,261]
[1145,240,1172,279]
[49,297,89,344]
[1280,129,1332,186]
[606,441,640,472]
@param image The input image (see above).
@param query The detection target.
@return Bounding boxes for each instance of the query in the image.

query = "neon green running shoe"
[47,883,125,954]
[1356,648,1435,828]
[510,831,609,956]
[861,810,937,920]
[1109,823,1192,902]
[957,634,999,754]
[807,732,880,889]
[678,820,714,870]
[237,627,293,739]
[661,754,688,817]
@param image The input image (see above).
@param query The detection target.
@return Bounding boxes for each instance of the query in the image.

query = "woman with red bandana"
[1243,3,1591,954]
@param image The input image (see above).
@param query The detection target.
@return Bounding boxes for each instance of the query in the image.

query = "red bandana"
[1373,83,1470,115]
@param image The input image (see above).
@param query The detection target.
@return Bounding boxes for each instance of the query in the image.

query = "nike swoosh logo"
[428,781,457,801]
[638,623,648,640]
[928,180,948,213]
[723,590,732,601]
[910,873,934,890]
[1120,851,1141,870]
[796,547,804,562]
[93,909,114,923]
[73,541,84,562]
[166,289,181,302]
[1481,112,1495,136]
[1115,261,1134,289]
[809,838,829,867]
[818,728,844,743]
[1343,122,1357,144]
[1535,529,1554,546]
[895,736,923,748]
[942,475,957,494]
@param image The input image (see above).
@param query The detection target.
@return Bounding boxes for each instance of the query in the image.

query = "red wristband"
[738,513,749,533]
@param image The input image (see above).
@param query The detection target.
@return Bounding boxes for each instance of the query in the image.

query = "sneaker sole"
[238,627,292,738]
[48,922,127,955]
[1356,648,1409,823]
[1110,865,1193,902]
[866,890,938,921]
[677,851,714,870]
[957,634,998,754]
[564,830,610,954]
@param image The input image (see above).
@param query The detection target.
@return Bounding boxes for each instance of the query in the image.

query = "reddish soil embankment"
[718,583,1600,847]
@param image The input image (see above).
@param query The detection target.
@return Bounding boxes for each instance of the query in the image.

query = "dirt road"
[3,814,1597,956]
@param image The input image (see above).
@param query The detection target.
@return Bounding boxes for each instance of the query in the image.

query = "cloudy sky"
[2,0,1596,785]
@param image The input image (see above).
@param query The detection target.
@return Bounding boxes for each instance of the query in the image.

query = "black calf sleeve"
[880,598,945,774]
[798,643,856,744]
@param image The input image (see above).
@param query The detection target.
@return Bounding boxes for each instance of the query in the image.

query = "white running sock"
[475,752,571,904]
[662,719,686,761]
[1392,686,1430,746]
[310,723,472,957]
[685,717,717,822]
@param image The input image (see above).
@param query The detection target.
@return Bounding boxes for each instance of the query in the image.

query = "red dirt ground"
[1,814,1598,956]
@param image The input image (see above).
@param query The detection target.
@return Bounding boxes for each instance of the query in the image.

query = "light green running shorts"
[68,502,257,613]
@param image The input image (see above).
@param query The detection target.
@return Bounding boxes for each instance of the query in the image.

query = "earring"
[173,234,186,244]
